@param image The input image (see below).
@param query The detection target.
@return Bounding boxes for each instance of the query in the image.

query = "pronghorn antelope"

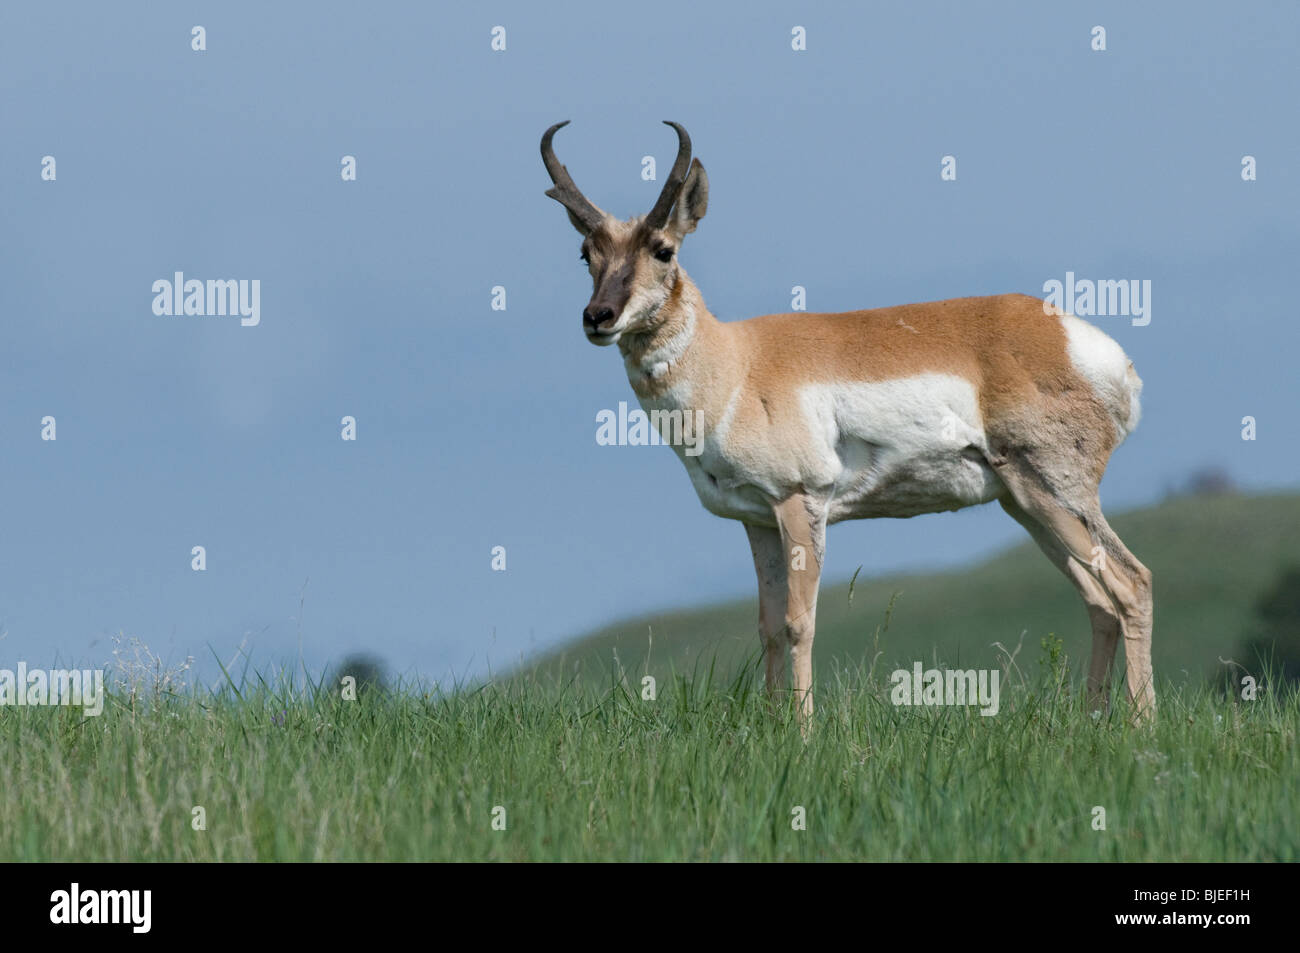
[541,121,1154,727]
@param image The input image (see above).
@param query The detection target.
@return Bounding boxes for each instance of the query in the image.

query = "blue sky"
[1,2,1297,685]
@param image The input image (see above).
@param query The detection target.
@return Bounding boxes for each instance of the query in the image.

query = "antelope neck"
[620,272,720,398]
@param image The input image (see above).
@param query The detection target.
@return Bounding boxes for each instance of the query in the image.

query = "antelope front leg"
[745,523,788,701]
[773,495,826,733]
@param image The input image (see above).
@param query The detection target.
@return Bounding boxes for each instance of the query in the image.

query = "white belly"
[645,372,1006,526]
[802,374,1005,521]
[800,374,1003,520]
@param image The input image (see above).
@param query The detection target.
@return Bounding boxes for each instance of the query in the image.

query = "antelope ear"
[667,160,708,240]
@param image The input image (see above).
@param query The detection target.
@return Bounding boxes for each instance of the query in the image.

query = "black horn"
[540,121,605,232]
[643,121,692,231]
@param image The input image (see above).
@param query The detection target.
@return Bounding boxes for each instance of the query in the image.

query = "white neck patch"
[626,305,696,384]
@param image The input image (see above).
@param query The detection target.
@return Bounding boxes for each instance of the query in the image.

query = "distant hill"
[525,492,1300,687]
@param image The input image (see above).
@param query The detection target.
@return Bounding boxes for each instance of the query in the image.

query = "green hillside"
[529,492,1300,688]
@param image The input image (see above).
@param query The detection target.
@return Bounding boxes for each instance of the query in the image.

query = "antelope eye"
[654,247,674,262]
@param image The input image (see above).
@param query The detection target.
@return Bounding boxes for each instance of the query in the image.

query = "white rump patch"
[1059,313,1142,441]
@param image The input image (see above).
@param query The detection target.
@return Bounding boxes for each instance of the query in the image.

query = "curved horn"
[540,121,605,232]
[644,121,692,230]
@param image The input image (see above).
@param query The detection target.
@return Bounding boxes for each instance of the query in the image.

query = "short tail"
[1059,313,1142,446]
[1116,359,1143,443]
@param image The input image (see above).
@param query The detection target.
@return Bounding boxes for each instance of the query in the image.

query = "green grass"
[2,650,1295,861]
[5,491,1296,862]
[529,492,1300,687]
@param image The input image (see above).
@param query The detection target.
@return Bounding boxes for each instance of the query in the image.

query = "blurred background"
[1,1,1296,688]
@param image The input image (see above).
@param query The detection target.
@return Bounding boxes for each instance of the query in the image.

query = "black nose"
[583,306,615,330]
